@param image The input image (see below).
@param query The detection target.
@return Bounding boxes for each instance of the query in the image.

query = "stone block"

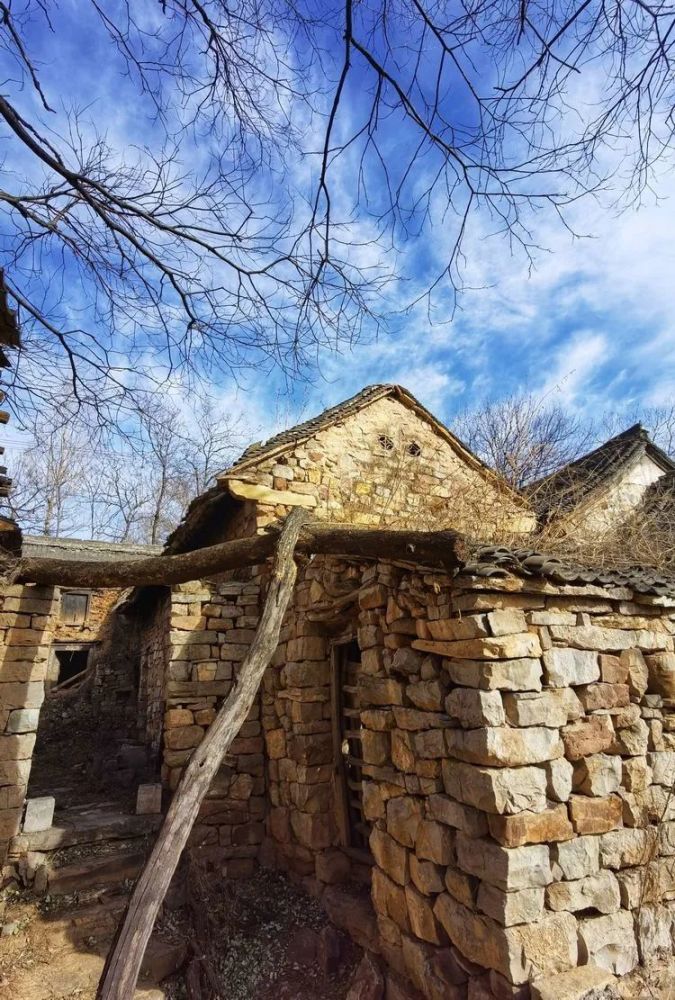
[445,727,562,767]
[648,750,675,786]
[415,820,454,865]
[502,691,568,728]
[622,757,652,793]
[164,725,204,750]
[600,654,629,685]
[427,615,489,641]
[359,678,405,706]
[543,649,599,687]
[413,730,446,759]
[544,758,574,803]
[573,754,622,797]
[599,827,657,869]
[286,636,327,661]
[285,660,329,686]
[136,783,162,815]
[409,855,444,895]
[0,681,44,709]
[164,708,194,728]
[530,965,618,1000]
[621,649,649,699]
[635,902,675,963]
[487,805,573,848]
[426,794,488,837]
[487,609,527,636]
[387,796,423,848]
[445,688,505,728]
[370,827,410,885]
[577,910,638,975]
[562,715,614,761]
[546,870,620,914]
[569,795,622,835]
[550,625,664,652]
[393,707,446,731]
[455,833,552,890]
[362,730,390,766]
[0,733,35,760]
[551,835,600,881]
[0,806,21,839]
[433,895,577,985]
[611,716,649,756]
[577,683,629,712]
[443,658,542,692]
[372,867,410,932]
[23,796,55,833]
[444,867,476,907]
[414,633,541,660]
[290,811,332,850]
[405,884,445,944]
[646,652,675,699]
[442,760,548,815]
[407,680,445,711]
[0,758,32,787]
[477,883,545,927]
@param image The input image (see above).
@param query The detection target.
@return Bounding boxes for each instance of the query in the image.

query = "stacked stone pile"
[263,556,675,998]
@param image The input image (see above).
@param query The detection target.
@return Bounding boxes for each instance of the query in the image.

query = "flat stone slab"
[23,796,55,833]
[532,964,618,1000]
[136,783,162,815]
[10,808,161,855]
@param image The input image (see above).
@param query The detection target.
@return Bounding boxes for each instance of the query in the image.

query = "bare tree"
[5,389,245,544]
[2,1,675,427]
[453,394,594,489]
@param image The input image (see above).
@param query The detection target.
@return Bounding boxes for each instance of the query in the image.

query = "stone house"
[529,423,675,543]
[3,383,675,996]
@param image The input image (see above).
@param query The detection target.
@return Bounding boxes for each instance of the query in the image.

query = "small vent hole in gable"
[378,434,394,452]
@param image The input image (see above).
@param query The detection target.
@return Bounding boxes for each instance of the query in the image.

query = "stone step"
[10,808,162,855]
[48,848,147,895]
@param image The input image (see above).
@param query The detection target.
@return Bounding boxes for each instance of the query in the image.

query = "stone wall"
[224,395,534,537]
[255,555,675,996]
[137,576,265,877]
[0,584,56,861]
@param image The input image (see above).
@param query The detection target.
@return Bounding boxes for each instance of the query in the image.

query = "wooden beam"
[11,523,468,588]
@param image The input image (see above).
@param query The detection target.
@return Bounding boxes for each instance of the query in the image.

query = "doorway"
[331,639,371,854]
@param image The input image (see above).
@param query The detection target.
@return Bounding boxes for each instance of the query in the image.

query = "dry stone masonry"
[252,556,675,997]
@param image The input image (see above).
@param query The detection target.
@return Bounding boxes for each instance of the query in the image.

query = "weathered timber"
[12,523,468,588]
[96,509,309,1000]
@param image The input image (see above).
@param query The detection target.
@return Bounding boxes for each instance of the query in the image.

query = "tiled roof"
[224,384,395,473]
[527,424,675,519]
[463,543,675,596]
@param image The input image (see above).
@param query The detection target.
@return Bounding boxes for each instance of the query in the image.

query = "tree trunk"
[95,508,309,1000]
[13,523,469,588]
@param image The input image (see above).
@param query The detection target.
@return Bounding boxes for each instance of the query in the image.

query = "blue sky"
[2,0,675,451]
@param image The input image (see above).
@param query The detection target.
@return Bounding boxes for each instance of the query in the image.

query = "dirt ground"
[0,868,361,1000]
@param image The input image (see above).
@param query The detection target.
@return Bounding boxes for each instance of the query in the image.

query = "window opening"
[53,648,90,687]
[332,639,370,851]
[378,434,395,452]
[407,441,422,457]
[60,590,90,625]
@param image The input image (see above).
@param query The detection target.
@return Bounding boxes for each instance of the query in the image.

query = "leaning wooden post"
[96,508,309,1000]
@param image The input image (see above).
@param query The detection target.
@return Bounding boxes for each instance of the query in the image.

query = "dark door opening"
[54,647,90,687]
[332,639,371,853]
